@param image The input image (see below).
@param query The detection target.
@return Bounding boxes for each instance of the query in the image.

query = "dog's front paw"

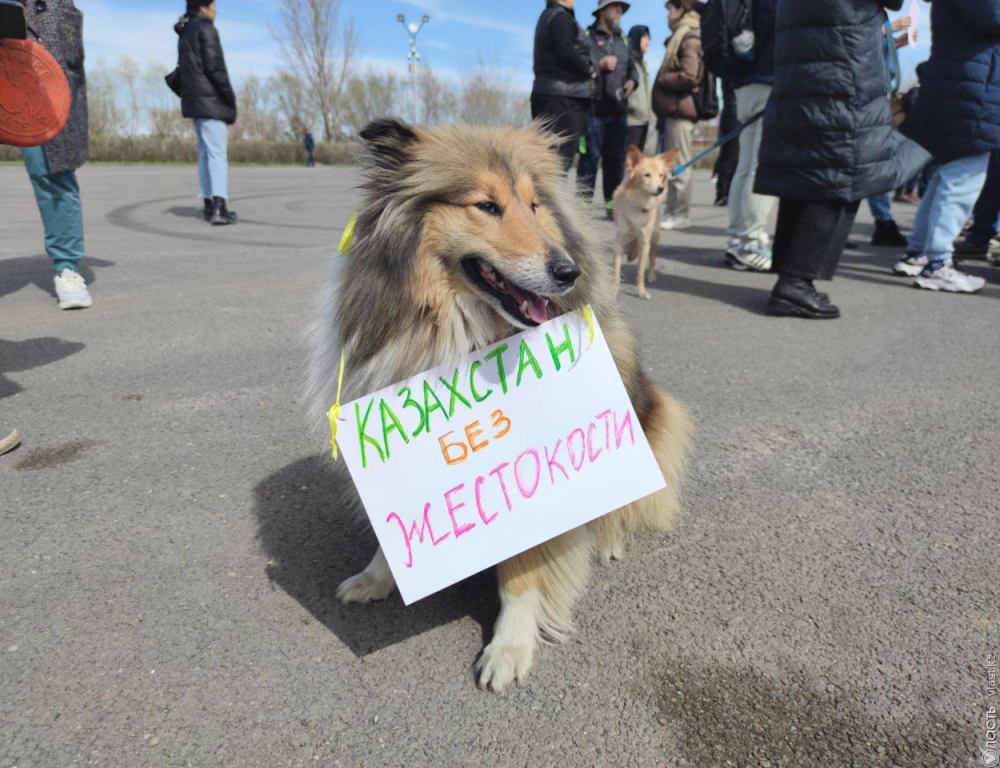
[336,570,395,604]
[476,642,534,693]
[637,289,651,300]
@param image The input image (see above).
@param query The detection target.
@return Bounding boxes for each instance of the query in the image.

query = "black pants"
[627,124,648,154]
[772,199,861,281]
[576,113,628,205]
[531,95,589,171]
[713,79,739,202]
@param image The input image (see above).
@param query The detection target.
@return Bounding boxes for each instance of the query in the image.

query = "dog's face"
[624,145,679,198]
[359,119,584,330]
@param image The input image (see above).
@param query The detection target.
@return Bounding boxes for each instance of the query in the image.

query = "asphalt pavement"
[1,162,998,768]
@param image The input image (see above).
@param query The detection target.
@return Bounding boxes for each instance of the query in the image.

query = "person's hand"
[891,15,912,33]
[622,79,635,99]
[599,55,617,72]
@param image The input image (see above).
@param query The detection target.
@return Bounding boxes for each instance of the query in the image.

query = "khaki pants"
[665,118,695,219]
[726,83,776,241]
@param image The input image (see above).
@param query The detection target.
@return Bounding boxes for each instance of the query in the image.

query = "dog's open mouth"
[461,257,549,326]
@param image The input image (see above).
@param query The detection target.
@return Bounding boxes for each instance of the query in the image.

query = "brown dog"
[611,146,679,299]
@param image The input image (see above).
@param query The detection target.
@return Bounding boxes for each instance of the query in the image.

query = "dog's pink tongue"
[504,282,548,324]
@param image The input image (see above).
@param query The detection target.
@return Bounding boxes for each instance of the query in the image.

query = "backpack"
[701,0,755,79]
[692,59,719,121]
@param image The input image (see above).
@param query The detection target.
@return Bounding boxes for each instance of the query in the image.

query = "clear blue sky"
[79,0,930,93]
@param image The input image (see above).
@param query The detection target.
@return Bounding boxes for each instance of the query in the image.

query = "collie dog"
[611,145,679,300]
[307,118,693,692]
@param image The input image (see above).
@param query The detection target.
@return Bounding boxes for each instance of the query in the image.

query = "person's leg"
[868,191,908,246]
[920,153,991,267]
[201,118,229,201]
[193,119,211,200]
[626,124,647,154]
[533,96,585,172]
[867,192,892,222]
[963,149,1000,247]
[21,146,84,274]
[601,115,628,210]
[663,118,693,223]
[576,115,603,202]
[729,83,775,243]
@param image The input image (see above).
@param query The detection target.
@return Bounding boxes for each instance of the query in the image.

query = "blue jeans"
[21,145,84,273]
[965,150,1000,246]
[866,191,892,222]
[577,114,628,207]
[194,118,229,200]
[907,153,991,267]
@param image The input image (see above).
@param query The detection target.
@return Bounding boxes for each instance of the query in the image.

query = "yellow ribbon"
[328,348,345,459]
[581,305,595,350]
[338,210,358,253]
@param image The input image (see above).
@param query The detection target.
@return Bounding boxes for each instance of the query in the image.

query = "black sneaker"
[953,239,989,260]
[211,196,238,226]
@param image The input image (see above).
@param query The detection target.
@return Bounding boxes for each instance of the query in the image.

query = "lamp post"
[396,13,429,125]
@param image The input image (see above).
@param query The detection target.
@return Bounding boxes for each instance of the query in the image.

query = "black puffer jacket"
[176,14,236,124]
[754,0,929,202]
[532,2,596,100]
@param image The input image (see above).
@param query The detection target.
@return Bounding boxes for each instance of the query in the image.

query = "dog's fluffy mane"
[306,118,620,440]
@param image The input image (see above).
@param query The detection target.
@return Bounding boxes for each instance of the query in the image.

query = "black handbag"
[165,67,182,97]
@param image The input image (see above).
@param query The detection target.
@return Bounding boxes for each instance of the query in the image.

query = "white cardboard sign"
[335,309,666,604]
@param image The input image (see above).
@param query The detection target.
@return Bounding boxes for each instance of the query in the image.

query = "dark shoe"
[766,276,840,319]
[203,198,213,222]
[844,240,860,250]
[210,196,238,225]
[953,239,989,260]
[871,219,908,247]
[714,195,728,207]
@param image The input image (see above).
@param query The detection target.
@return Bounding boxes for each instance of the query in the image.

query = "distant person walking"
[530,0,597,171]
[176,0,237,225]
[894,0,1000,293]
[20,0,92,310]
[755,0,928,319]
[625,25,653,154]
[654,0,703,231]
[578,0,637,218]
[304,131,315,167]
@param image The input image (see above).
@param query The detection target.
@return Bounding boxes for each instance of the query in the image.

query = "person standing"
[654,0,702,231]
[577,0,637,218]
[20,0,92,310]
[952,150,1000,262]
[626,25,653,154]
[304,130,316,168]
[755,0,928,318]
[723,0,775,271]
[531,0,597,171]
[893,0,1000,292]
[176,0,237,225]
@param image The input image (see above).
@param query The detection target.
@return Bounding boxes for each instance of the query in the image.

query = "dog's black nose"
[550,260,581,287]
[655,185,665,195]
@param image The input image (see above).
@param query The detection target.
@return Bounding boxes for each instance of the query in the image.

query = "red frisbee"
[0,37,71,147]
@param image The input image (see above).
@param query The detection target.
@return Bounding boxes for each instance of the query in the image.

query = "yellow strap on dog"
[581,306,595,350]
[338,210,358,253]
[327,349,346,459]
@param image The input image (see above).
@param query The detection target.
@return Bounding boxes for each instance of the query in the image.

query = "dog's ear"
[659,147,681,169]
[625,144,644,173]
[360,118,419,167]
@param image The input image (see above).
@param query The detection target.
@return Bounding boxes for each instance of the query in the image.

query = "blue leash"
[671,109,765,177]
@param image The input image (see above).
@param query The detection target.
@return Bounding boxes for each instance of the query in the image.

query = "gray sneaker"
[913,262,986,293]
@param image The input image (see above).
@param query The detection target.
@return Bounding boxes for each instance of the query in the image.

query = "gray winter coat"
[754,0,928,202]
[24,0,88,174]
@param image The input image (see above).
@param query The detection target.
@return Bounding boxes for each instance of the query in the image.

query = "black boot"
[767,276,840,319]
[203,198,213,222]
[871,219,907,247]
[210,196,238,225]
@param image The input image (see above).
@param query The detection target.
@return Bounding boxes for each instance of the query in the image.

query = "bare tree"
[86,59,124,135]
[115,55,143,137]
[457,57,526,128]
[418,66,457,124]
[268,70,318,139]
[143,62,190,137]
[233,75,284,140]
[271,0,357,141]
[342,70,401,137]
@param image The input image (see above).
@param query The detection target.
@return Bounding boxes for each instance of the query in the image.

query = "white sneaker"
[892,254,928,277]
[660,214,692,231]
[913,262,986,293]
[54,268,92,309]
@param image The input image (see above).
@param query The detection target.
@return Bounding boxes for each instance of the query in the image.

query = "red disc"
[0,38,71,148]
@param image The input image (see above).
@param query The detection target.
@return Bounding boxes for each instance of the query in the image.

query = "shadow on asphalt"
[253,455,500,658]
[0,254,114,300]
[619,259,773,314]
[0,337,86,400]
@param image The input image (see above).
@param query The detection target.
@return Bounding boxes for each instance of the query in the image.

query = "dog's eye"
[474,201,502,216]
[643,173,651,178]
[530,202,539,214]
